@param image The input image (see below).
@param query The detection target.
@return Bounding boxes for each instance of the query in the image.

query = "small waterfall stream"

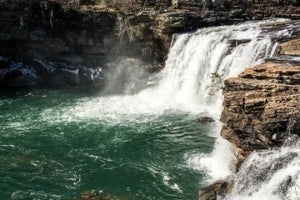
[226,137,300,200]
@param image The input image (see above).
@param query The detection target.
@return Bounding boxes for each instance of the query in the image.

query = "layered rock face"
[221,61,300,163]
[0,1,119,66]
[1,0,300,88]
[0,0,117,88]
[280,38,300,56]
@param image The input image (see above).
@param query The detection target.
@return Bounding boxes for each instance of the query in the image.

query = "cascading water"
[69,19,293,118]
[225,137,300,200]
[1,19,299,200]
[68,18,297,180]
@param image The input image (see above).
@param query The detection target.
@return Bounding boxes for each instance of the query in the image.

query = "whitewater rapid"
[66,19,293,119]
[226,137,300,200]
[58,19,300,199]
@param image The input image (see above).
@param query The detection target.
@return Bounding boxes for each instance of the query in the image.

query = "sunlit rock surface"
[280,37,300,56]
[221,61,300,164]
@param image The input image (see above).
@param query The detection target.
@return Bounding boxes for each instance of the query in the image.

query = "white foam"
[61,21,284,123]
[186,137,236,182]
[226,139,300,200]
[162,172,183,193]
[40,20,299,189]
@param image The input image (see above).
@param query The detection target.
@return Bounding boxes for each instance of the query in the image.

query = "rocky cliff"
[199,36,300,200]
[1,0,300,88]
[221,61,300,164]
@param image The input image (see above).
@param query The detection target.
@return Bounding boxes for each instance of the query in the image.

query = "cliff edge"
[200,37,300,200]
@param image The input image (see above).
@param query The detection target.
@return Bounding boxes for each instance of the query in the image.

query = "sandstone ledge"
[280,37,300,56]
[221,61,300,163]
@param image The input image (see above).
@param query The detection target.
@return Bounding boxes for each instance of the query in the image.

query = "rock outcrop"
[0,57,103,88]
[199,37,300,200]
[280,37,300,56]
[199,181,233,200]
[221,61,300,164]
[1,0,300,89]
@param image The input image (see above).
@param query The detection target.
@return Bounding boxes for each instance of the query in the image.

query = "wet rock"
[199,181,233,200]
[42,61,103,88]
[0,58,37,88]
[49,68,80,88]
[228,39,251,47]
[0,57,103,88]
[31,59,53,79]
[197,117,215,123]
[79,66,103,86]
[5,74,37,88]
[78,190,118,200]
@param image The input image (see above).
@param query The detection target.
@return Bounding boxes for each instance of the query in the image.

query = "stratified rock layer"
[280,37,300,56]
[220,61,300,163]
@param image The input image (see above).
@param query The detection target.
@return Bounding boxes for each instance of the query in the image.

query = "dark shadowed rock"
[199,181,233,200]
[78,190,120,200]
[0,57,37,88]
[0,57,103,88]
[79,66,103,86]
[197,117,215,123]
[49,68,80,88]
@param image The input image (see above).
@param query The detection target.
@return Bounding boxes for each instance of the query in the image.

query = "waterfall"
[226,137,300,200]
[145,22,274,115]
[64,19,299,197]
[71,19,294,118]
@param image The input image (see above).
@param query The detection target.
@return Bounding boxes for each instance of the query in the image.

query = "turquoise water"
[0,89,216,200]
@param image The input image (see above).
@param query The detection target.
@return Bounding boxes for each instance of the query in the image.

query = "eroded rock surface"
[280,37,300,56]
[199,181,233,200]
[200,55,300,200]
[221,61,300,164]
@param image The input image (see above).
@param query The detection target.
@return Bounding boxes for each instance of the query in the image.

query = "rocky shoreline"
[199,36,300,200]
